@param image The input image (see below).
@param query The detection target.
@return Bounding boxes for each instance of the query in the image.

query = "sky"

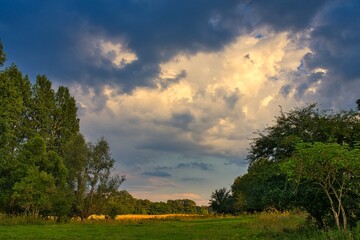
[1,0,360,206]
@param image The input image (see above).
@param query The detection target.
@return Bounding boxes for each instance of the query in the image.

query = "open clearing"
[0,213,357,240]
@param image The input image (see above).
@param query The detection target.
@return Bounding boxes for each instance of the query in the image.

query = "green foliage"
[104,190,137,218]
[209,187,234,214]
[166,199,197,214]
[232,159,293,213]
[63,134,125,220]
[12,167,56,216]
[0,64,28,154]
[282,142,360,230]
[54,86,80,155]
[133,199,152,214]
[0,45,126,220]
[230,104,360,230]
[247,104,360,163]
[29,75,57,148]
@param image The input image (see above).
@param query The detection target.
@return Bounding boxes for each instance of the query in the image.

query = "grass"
[0,213,359,240]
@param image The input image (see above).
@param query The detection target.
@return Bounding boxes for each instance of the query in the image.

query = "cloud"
[176,162,213,171]
[142,170,172,177]
[76,30,309,167]
[72,33,312,211]
[3,0,360,208]
[246,0,329,31]
[0,0,249,95]
[180,177,204,182]
[300,1,360,108]
[94,39,138,69]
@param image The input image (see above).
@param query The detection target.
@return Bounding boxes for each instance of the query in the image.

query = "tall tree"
[0,65,29,154]
[209,187,233,214]
[236,104,360,228]
[7,136,67,216]
[54,86,80,155]
[63,135,125,221]
[282,142,360,231]
[12,167,56,217]
[231,158,293,213]
[247,104,360,164]
[29,75,57,149]
[62,133,88,219]
[0,64,32,213]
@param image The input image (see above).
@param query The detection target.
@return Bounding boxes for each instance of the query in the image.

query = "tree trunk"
[330,183,347,231]
[324,189,341,230]
[339,202,347,231]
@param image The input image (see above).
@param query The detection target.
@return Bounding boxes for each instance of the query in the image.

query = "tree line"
[1,40,207,221]
[0,40,127,221]
[210,103,360,231]
[104,190,208,219]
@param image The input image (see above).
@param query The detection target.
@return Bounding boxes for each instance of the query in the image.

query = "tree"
[357,99,360,111]
[29,75,57,149]
[0,64,29,154]
[0,44,126,219]
[63,133,88,191]
[63,135,125,221]
[167,199,197,214]
[149,202,171,214]
[231,159,293,213]
[247,104,360,164]
[134,199,152,214]
[12,167,56,216]
[282,142,360,231]
[8,136,66,216]
[227,104,360,229]
[104,190,137,219]
[209,187,233,214]
[54,86,80,155]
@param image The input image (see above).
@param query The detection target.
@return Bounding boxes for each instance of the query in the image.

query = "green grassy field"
[0,213,358,240]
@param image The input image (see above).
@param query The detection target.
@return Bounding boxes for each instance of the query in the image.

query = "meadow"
[1,212,359,240]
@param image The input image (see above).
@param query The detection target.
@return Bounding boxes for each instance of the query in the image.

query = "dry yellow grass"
[115,214,195,220]
[86,214,197,221]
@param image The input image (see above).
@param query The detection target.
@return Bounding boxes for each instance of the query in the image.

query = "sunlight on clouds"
[98,39,137,68]
[75,30,311,160]
[261,95,273,107]
[73,31,311,206]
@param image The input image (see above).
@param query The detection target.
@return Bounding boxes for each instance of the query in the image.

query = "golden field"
[87,214,197,220]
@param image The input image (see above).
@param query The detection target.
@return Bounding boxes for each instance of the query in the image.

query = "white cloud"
[99,40,138,68]
[76,30,311,156]
[79,35,138,69]
[72,30,311,205]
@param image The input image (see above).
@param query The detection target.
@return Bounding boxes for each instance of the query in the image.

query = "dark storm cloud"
[304,1,360,79]
[1,0,348,109]
[137,137,206,154]
[0,0,247,94]
[158,70,187,89]
[169,112,195,131]
[176,162,213,171]
[295,0,360,107]
[246,0,328,31]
